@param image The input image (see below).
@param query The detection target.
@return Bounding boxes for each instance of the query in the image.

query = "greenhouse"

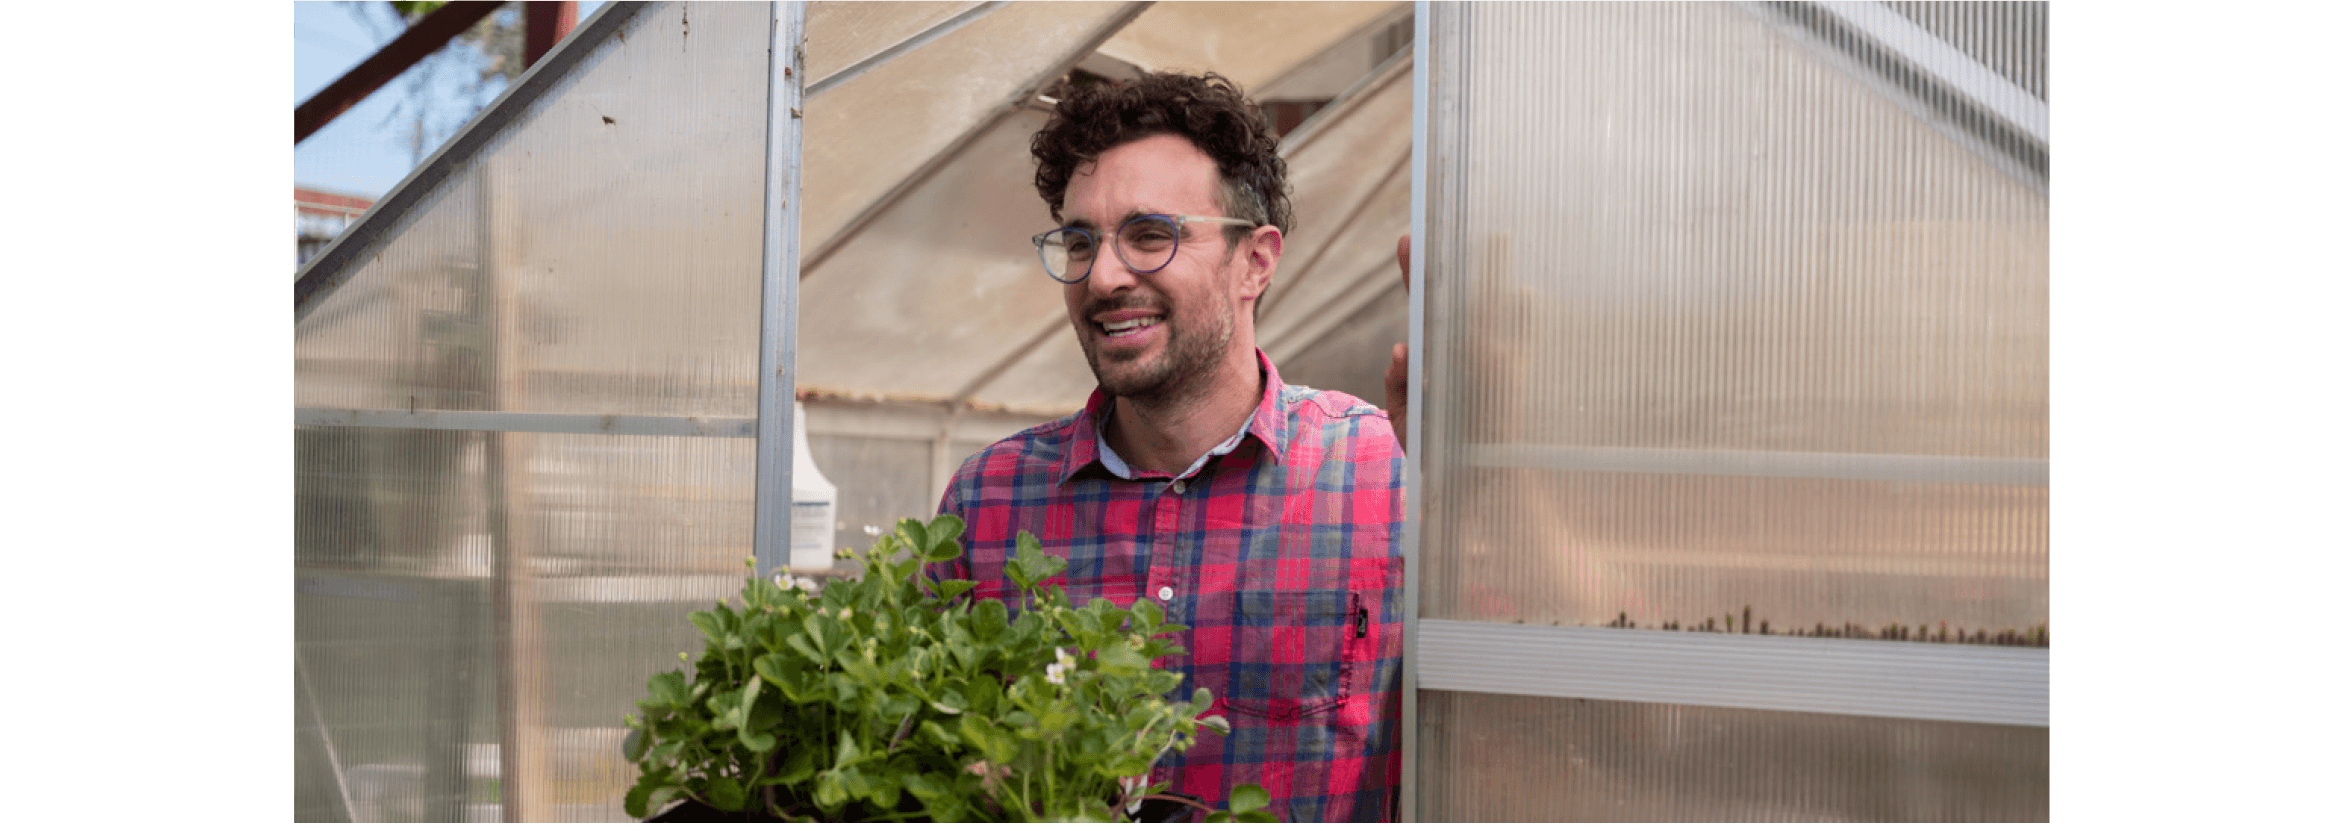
[295,1,2046,821]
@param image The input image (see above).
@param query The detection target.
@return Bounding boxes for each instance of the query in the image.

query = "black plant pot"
[643,799,771,822]
[643,793,932,823]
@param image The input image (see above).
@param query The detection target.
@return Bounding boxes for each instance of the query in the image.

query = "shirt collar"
[1059,349,1290,484]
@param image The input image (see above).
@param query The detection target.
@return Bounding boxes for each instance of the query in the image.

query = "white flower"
[838,607,853,620]
[795,576,822,594]
[1044,647,1077,685]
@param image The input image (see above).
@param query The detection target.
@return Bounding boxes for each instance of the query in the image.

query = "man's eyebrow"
[1065,208,1165,231]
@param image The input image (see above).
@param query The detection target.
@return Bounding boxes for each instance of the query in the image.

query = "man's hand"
[1384,234,1410,453]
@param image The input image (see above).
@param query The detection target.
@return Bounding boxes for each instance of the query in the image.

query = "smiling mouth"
[1098,316,1163,339]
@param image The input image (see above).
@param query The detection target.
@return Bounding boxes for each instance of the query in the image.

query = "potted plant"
[621,515,1274,821]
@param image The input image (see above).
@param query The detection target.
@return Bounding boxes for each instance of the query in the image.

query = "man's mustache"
[1081,295,1169,320]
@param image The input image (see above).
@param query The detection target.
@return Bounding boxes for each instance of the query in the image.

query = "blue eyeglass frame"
[1031,214,1258,284]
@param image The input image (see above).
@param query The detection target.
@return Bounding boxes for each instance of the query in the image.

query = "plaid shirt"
[930,352,1404,822]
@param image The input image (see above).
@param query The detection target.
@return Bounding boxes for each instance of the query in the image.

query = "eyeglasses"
[1031,214,1258,284]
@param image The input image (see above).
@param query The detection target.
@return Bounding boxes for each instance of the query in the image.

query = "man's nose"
[1085,249,1142,294]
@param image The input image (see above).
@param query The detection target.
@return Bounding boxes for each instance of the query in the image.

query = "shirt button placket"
[1148,476,1182,636]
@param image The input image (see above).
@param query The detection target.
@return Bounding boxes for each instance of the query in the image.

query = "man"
[928,72,1409,822]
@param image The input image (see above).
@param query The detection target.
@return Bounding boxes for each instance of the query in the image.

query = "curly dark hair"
[1031,71,1292,245]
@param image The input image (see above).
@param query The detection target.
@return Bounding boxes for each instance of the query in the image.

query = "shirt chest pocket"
[1220,588,1372,722]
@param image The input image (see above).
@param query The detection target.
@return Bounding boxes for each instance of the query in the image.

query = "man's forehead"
[1059,136,1221,225]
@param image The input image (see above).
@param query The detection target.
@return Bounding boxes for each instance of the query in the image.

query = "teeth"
[1102,316,1161,334]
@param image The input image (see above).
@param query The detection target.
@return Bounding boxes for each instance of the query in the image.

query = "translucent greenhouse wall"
[295,4,780,821]
[1410,2,2047,821]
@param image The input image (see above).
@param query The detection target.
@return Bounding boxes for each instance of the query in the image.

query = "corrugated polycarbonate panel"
[295,3,778,822]
[295,3,770,418]
[805,433,938,557]
[1419,690,2047,821]
[804,1,984,87]
[1095,2,1404,89]
[296,426,758,820]
[1415,1,2046,820]
[1256,53,1413,362]
[1419,1,2046,631]
[798,2,1141,258]
[798,108,1069,407]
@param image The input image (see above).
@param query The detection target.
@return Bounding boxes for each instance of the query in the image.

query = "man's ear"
[1237,225,1283,299]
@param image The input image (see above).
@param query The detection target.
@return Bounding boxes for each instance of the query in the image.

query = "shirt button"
[1171,480,1186,494]
[1157,586,1174,601]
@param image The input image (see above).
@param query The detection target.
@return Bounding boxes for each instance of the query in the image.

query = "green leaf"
[1227,783,1270,815]
[785,632,825,665]
[622,728,646,761]
[1097,640,1147,674]
[776,744,819,785]
[903,772,956,819]
[706,777,747,812]
[751,654,801,696]
[688,610,723,640]
[744,684,785,733]
[959,714,1014,763]
[837,766,875,801]
[929,689,966,715]
[1013,531,1067,584]
[862,768,901,812]
[622,769,661,818]
[815,770,848,807]
[1131,598,1164,630]
[833,728,862,770]
[917,719,961,749]
[649,670,689,707]
[706,689,743,730]
[965,675,1001,715]
[898,517,931,556]
[972,599,1009,643]
[800,613,832,657]
[934,579,978,602]
[739,729,774,755]
[925,515,966,561]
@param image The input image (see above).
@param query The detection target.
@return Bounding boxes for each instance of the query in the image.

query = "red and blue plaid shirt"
[930,352,1404,822]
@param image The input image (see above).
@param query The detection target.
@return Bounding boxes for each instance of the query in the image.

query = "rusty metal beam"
[523,2,577,67]
[294,1,503,143]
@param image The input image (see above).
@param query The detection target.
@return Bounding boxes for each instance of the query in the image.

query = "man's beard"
[1079,297,1234,406]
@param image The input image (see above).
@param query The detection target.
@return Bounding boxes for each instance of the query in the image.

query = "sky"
[295,0,606,198]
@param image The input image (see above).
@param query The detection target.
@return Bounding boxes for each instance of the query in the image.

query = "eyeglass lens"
[1038,216,1184,282]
